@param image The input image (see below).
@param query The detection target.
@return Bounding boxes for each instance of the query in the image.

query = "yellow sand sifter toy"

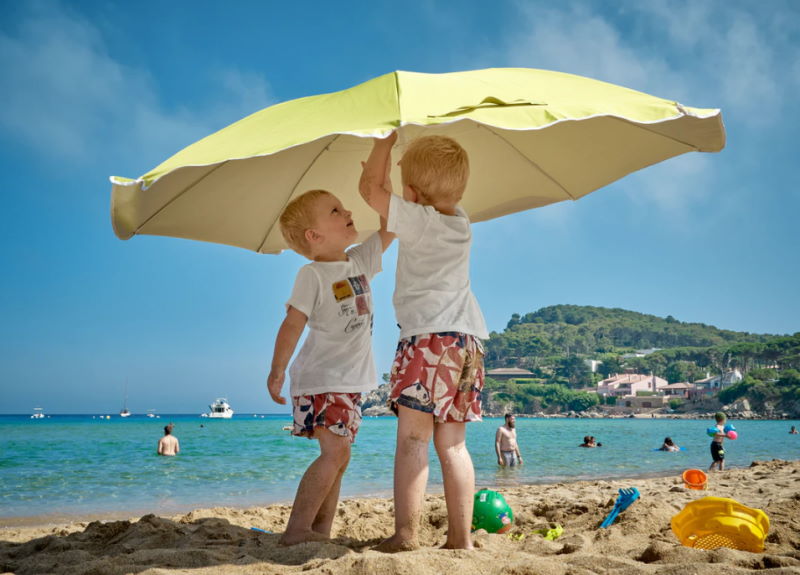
[671,496,769,552]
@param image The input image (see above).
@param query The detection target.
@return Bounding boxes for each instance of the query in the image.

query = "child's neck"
[418,198,457,216]
[312,249,348,262]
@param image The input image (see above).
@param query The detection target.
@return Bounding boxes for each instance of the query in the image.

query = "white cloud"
[626,1,797,123]
[507,1,800,121]
[217,69,273,121]
[498,1,799,222]
[507,3,687,99]
[620,154,715,214]
[0,2,273,172]
[717,13,781,118]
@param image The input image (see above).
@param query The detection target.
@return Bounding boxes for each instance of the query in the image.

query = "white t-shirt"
[387,194,488,340]
[286,232,383,396]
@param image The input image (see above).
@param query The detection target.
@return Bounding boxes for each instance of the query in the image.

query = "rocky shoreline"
[361,384,794,420]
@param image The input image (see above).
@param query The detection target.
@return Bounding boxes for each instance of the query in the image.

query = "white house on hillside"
[485,367,535,382]
[660,382,697,399]
[621,348,662,359]
[585,359,603,373]
[694,369,743,391]
[597,373,668,397]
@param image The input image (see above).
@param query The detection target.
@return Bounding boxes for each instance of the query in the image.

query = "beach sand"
[2,459,799,574]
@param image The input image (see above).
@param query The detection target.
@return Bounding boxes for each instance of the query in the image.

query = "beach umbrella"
[110,68,725,254]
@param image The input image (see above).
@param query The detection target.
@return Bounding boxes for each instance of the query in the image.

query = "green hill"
[483,305,800,417]
[488,305,774,366]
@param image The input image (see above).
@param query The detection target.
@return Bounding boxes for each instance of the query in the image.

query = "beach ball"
[706,427,719,438]
[727,430,738,440]
[472,489,513,534]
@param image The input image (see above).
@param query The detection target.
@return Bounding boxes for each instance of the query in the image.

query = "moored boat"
[120,382,131,417]
[208,398,234,419]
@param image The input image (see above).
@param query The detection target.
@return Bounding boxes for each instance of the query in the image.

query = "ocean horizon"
[2,414,799,524]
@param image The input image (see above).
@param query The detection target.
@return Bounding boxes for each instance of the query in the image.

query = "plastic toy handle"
[599,505,622,528]
[600,488,640,528]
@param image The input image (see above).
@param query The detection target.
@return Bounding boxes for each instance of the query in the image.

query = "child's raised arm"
[378,215,395,252]
[267,306,308,404]
[359,132,397,220]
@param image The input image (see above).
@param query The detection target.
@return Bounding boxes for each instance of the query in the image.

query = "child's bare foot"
[440,540,475,550]
[374,534,420,553]
[279,530,330,546]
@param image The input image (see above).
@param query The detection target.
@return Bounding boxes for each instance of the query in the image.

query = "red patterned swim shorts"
[388,332,484,423]
[291,392,363,442]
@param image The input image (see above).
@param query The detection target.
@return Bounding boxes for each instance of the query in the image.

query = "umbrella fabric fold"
[110,67,725,254]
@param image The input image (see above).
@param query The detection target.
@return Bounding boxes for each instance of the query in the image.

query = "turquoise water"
[1,414,799,521]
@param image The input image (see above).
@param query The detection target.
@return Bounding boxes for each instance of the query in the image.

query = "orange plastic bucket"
[682,468,708,490]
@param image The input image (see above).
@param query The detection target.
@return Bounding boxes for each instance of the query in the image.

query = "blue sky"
[1,1,798,414]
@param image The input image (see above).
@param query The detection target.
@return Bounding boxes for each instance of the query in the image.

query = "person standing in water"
[157,423,180,456]
[495,413,523,466]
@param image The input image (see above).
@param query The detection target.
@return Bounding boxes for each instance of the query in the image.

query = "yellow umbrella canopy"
[110,68,725,254]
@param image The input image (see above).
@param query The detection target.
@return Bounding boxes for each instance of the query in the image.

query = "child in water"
[708,412,728,472]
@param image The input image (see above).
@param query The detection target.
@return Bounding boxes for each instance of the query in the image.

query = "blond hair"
[279,189,331,257]
[401,135,469,205]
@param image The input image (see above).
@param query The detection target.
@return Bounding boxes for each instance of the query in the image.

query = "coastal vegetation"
[482,305,800,417]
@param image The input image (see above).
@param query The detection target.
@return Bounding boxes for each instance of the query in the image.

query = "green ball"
[472,489,513,533]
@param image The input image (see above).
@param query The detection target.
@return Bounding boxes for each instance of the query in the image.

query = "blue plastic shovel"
[599,487,640,528]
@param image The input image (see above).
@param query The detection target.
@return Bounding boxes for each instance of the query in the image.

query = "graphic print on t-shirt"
[331,274,371,333]
[345,314,368,334]
[348,274,369,296]
[332,280,355,302]
[355,294,369,316]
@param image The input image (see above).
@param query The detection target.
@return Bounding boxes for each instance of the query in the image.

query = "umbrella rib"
[607,115,701,150]
[477,124,577,201]
[134,162,230,233]
[256,134,340,253]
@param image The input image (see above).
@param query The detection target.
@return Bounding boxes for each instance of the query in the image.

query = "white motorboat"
[208,398,234,419]
[31,407,45,419]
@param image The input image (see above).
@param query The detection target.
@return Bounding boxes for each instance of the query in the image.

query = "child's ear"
[304,228,322,244]
[405,184,418,203]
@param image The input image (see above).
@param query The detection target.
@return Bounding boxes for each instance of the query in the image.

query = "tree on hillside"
[553,356,592,388]
[596,353,623,378]
[664,360,706,384]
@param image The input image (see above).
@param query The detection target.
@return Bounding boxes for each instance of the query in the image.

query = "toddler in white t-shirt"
[267,189,393,546]
[359,132,488,552]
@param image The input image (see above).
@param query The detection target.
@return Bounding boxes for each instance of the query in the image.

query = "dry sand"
[2,460,799,574]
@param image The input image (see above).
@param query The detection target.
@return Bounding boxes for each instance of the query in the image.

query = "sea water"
[1,414,799,521]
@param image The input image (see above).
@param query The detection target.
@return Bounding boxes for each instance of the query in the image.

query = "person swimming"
[579,435,602,448]
[660,436,680,452]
